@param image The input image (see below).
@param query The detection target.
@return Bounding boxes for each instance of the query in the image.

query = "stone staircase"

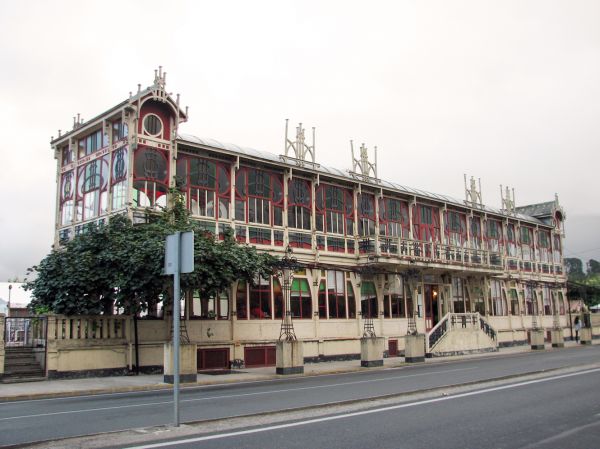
[427,313,498,357]
[2,347,46,383]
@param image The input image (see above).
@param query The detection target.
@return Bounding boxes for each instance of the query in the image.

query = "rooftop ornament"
[500,185,516,216]
[464,174,483,209]
[281,120,319,169]
[349,141,379,183]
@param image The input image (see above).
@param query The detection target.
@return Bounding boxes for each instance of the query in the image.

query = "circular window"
[143,114,163,137]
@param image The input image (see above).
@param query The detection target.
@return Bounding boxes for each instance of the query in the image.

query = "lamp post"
[276,246,298,341]
[7,284,12,317]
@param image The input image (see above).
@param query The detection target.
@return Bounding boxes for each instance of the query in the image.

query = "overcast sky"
[0,0,599,281]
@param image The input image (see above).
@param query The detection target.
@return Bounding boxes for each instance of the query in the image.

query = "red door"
[197,348,230,371]
[244,346,276,367]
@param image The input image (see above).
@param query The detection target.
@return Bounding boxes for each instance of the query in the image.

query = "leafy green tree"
[25,195,277,316]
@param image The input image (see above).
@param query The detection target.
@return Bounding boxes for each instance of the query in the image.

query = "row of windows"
[60,147,129,225]
[180,276,567,321]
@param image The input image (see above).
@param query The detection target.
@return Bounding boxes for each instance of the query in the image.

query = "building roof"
[178,133,548,226]
[515,201,555,219]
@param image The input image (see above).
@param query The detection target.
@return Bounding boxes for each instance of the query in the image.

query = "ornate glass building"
[50,69,568,369]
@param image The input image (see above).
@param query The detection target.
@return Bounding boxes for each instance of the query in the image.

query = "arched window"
[553,234,562,263]
[190,290,229,320]
[327,270,346,318]
[538,230,551,263]
[60,171,75,225]
[378,197,409,238]
[235,168,283,226]
[177,156,230,219]
[452,278,466,313]
[318,271,355,319]
[383,276,405,318]
[470,216,482,250]
[445,210,467,247]
[249,276,273,319]
[76,156,109,221]
[288,178,311,231]
[111,146,128,210]
[510,289,519,315]
[360,281,378,318]
[290,279,312,319]
[491,280,506,316]
[357,193,375,237]
[236,276,280,320]
[315,184,354,235]
[524,285,534,315]
[557,291,565,315]
[236,281,248,319]
[412,204,440,242]
[486,219,503,252]
[520,226,534,261]
[542,285,552,315]
[132,147,169,209]
[507,223,517,257]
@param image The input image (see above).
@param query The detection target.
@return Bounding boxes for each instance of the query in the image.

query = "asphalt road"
[1,345,599,447]
[125,367,600,449]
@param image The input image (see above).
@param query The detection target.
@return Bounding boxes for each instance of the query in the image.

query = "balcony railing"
[184,218,566,275]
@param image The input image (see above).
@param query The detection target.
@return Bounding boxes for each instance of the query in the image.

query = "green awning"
[361,281,376,296]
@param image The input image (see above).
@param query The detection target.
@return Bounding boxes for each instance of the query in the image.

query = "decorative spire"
[464,174,483,208]
[500,184,516,216]
[147,66,169,103]
[284,119,316,166]
[350,141,378,182]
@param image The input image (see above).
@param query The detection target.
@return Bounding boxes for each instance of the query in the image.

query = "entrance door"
[424,284,439,331]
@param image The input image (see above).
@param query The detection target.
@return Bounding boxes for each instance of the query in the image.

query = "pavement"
[0,340,587,402]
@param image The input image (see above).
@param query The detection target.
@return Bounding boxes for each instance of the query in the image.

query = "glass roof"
[178,133,544,225]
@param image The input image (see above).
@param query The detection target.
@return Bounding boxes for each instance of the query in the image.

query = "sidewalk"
[0,341,583,402]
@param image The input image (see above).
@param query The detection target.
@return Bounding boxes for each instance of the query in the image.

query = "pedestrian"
[574,316,581,342]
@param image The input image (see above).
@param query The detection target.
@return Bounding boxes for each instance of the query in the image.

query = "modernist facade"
[50,69,568,369]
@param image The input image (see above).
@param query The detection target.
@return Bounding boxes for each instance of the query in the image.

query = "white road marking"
[125,368,600,449]
[0,366,476,421]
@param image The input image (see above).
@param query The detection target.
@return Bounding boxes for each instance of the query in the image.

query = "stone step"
[5,360,40,368]
[4,365,44,375]
[1,375,47,384]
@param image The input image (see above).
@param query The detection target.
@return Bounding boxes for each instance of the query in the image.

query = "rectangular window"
[112,120,129,142]
[327,271,346,319]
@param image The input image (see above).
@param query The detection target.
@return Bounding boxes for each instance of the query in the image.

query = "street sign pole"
[172,231,181,427]
[165,230,194,428]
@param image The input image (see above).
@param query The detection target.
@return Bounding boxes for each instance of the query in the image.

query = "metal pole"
[173,231,181,427]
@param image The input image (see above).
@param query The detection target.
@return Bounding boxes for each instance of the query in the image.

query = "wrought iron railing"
[428,314,449,350]
[479,315,497,341]
[4,317,47,348]
[427,313,497,352]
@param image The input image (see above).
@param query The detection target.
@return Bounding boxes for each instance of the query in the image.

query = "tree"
[587,259,600,275]
[565,258,585,281]
[25,199,277,316]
